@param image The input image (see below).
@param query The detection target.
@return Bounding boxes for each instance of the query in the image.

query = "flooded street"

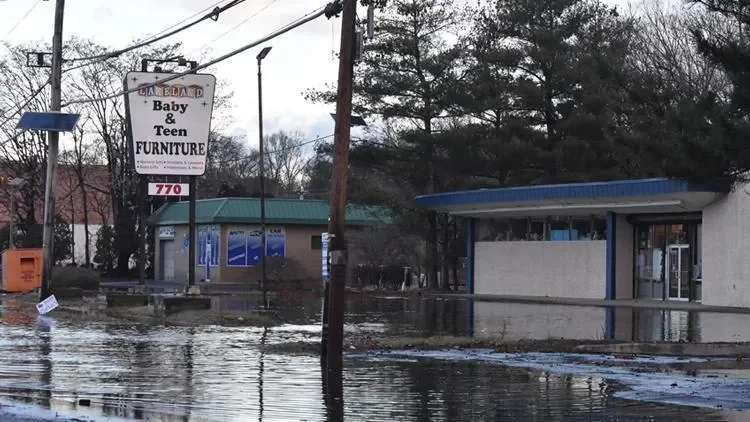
[0,294,749,421]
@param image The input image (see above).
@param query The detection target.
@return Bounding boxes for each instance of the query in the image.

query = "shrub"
[51,266,101,291]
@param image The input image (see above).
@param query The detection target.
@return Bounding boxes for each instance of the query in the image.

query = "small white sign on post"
[36,295,59,315]
[321,232,329,281]
[125,72,217,176]
[148,182,189,196]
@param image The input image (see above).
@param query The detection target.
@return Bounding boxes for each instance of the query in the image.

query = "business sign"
[321,232,329,281]
[197,224,219,267]
[148,182,189,196]
[158,226,175,239]
[266,228,286,258]
[226,228,285,267]
[125,71,216,176]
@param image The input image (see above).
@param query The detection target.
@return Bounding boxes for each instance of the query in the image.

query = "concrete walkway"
[424,292,750,314]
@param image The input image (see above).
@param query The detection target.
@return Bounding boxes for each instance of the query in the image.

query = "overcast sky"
[0,0,655,152]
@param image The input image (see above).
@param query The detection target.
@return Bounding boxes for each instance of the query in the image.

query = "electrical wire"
[62,3,332,107]
[0,81,49,130]
[186,0,280,57]
[1,0,42,41]
[0,0,245,128]
[220,133,334,165]
[65,0,247,63]
[136,0,231,48]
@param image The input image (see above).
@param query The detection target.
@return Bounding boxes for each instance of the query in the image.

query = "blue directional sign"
[16,111,81,132]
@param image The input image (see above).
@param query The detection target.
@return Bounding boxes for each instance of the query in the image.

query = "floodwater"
[0,295,749,421]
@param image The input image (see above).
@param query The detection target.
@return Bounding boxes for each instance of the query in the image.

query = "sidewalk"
[425,292,750,314]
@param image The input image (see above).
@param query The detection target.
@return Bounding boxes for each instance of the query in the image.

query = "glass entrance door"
[666,244,690,300]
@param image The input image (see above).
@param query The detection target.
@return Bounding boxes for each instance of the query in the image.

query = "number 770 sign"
[148,182,189,196]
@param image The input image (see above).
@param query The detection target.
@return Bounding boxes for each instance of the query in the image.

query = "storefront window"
[548,217,570,240]
[509,219,527,240]
[473,216,607,242]
[528,220,546,240]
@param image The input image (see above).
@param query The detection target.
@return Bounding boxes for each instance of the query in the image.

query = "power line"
[186,0,281,57]
[217,133,334,165]
[65,0,247,63]
[1,0,42,41]
[0,0,244,128]
[62,2,335,107]
[138,0,231,47]
[0,80,49,130]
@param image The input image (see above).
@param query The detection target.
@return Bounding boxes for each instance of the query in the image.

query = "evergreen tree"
[307,0,467,288]
[458,0,638,183]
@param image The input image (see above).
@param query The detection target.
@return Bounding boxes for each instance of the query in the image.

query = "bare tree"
[263,130,311,195]
[628,0,733,100]
[0,44,50,228]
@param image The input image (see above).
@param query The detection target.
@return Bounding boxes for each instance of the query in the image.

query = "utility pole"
[39,0,65,301]
[325,0,356,386]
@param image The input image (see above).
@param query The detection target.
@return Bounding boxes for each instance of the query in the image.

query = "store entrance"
[634,221,701,302]
[666,244,690,301]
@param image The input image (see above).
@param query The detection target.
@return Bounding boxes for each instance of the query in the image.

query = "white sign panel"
[126,72,216,176]
[36,295,59,315]
[159,226,175,239]
[321,232,329,281]
[148,182,189,196]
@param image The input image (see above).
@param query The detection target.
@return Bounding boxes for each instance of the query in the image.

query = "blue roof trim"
[414,178,722,208]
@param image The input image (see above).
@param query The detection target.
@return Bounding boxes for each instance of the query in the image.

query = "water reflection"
[0,295,748,420]
[469,300,750,343]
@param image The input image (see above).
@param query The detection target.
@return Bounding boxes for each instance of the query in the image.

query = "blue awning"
[415,178,724,217]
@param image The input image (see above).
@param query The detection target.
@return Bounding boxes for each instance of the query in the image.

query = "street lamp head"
[257,46,272,61]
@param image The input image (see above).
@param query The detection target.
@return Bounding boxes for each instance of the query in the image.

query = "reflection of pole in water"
[182,327,195,422]
[321,354,343,422]
[258,327,267,422]
[37,324,52,410]
[465,299,474,337]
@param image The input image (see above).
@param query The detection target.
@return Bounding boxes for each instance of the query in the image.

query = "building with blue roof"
[415,177,750,309]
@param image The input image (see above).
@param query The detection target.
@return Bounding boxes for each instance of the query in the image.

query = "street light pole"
[257,46,272,308]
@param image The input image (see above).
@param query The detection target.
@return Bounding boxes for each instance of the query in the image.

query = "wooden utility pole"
[39,0,65,301]
[325,0,356,385]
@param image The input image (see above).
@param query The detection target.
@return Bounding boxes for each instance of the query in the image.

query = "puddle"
[0,295,749,420]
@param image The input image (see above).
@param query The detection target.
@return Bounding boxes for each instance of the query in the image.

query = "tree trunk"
[78,172,91,266]
[69,193,76,265]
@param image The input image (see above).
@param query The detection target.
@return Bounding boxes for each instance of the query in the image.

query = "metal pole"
[188,175,196,287]
[39,0,65,301]
[257,48,271,307]
[137,60,149,286]
[326,0,356,385]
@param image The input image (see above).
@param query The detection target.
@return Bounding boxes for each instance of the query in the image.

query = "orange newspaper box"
[1,248,43,293]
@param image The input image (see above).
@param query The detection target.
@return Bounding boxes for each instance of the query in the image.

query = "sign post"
[124,69,216,289]
[205,233,212,282]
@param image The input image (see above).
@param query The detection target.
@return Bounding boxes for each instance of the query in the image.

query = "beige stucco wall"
[702,184,750,307]
[220,224,325,283]
[474,240,607,299]
[154,223,328,283]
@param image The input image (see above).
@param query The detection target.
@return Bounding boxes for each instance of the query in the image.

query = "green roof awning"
[147,197,390,226]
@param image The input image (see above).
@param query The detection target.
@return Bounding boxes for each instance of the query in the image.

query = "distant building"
[416,177,750,309]
[0,165,113,264]
[147,197,388,284]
